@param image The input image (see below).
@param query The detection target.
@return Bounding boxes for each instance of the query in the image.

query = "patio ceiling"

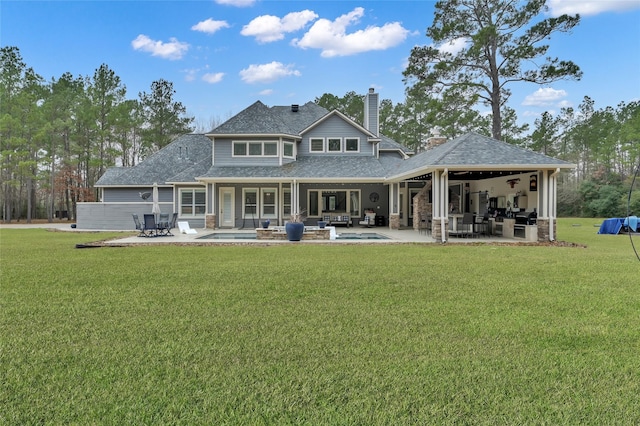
[410,169,535,181]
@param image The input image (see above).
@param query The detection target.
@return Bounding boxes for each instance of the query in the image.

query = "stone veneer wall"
[256,228,331,240]
[412,181,433,232]
[432,218,448,241]
[389,214,400,229]
[536,218,555,242]
[205,214,217,229]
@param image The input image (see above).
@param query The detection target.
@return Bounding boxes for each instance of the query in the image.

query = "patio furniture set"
[133,213,178,237]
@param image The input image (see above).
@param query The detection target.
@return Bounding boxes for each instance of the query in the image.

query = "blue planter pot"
[317,221,327,229]
[261,220,270,229]
[285,222,305,241]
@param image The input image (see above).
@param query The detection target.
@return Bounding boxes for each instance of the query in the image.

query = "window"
[283,189,291,217]
[243,189,257,218]
[283,142,294,158]
[233,143,247,156]
[328,138,341,152]
[249,142,262,156]
[233,141,278,157]
[264,142,277,156]
[180,189,206,216]
[346,138,359,152]
[261,188,277,218]
[310,138,324,152]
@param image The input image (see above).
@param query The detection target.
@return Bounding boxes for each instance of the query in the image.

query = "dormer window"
[283,142,294,158]
[310,138,324,152]
[346,138,359,152]
[328,138,341,152]
[233,141,278,157]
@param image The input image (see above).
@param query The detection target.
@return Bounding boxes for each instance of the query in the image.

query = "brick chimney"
[363,88,379,136]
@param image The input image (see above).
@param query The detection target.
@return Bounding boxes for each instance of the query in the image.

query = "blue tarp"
[598,216,638,234]
[598,218,623,234]
[624,216,638,231]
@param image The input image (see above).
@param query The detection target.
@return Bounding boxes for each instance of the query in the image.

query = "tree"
[138,79,194,154]
[87,64,126,182]
[404,0,581,140]
[531,111,559,155]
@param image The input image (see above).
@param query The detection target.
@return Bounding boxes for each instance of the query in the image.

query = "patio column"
[389,182,400,229]
[432,169,449,242]
[205,182,217,229]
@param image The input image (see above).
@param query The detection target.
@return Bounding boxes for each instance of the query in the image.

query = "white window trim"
[327,137,342,152]
[283,141,295,159]
[345,137,360,153]
[261,188,278,219]
[242,188,258,219]
[310,137,325,153]
[282,188,291,219]
[307,188,361,218]
[179,188,206,217]
[232,141,279,157]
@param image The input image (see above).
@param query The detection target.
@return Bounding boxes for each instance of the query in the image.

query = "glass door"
[219,187,234,227]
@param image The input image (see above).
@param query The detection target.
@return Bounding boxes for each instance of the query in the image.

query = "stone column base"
[536,218,555,242]
[205,214,217,229]
[389,213,400,229]
[432,218,449,241]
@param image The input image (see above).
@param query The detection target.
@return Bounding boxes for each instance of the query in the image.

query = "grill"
[515,212,537,226]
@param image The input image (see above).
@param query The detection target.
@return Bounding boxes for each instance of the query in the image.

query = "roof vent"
[291,104,299,112]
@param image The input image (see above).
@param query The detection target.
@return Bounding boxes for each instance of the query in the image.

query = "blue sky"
[2,0,640,130]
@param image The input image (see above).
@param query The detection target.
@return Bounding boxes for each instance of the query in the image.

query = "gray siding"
[77,203,203,230]
[213,137,285,167]
[103,187,173,203]
[300,116,373,156]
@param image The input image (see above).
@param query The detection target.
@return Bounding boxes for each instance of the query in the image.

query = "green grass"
[1,220,639,425]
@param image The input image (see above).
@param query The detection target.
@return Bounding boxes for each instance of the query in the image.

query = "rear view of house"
[79,88,574,242]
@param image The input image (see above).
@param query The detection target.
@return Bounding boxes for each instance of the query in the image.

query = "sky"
[2,0,640,131]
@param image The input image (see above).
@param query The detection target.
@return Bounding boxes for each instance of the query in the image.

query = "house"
[79,88,575,242]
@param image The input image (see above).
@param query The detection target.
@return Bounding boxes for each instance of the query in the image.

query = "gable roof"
[299,109,378,139]
[208,101,329,136]
[95,134,212,186]
[388,132,575,181]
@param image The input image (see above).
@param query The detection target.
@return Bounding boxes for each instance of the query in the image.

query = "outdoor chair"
[178,221,198,234]
[132,214,146,237]
[358,212,376,227]
[461,212,476,238]
[164,212,178,236]
[143,213,158,237]
[416,212,430,235]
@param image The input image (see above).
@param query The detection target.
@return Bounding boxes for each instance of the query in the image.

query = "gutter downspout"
[441,168,448,243]
[549,168,560,241]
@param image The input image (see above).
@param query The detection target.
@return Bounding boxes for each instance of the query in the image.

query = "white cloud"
[548,0,640,16]
[131,34,189,60]
[215,0,255,7]
[522,87,568,106]
[192,18,230,34]
[203,72,225,84]
[438,37,469,55]
[241,10,318,43]
[239,61,301,84]
[259,89,274,96]
[292,7,410,57]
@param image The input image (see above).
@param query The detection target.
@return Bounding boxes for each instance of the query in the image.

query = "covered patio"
[386,133,575,243]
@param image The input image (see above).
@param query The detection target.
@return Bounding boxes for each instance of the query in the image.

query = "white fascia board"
[387,163,576,182]
[206,133,301,140]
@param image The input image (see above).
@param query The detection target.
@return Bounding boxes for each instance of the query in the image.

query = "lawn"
[1,219,639,425]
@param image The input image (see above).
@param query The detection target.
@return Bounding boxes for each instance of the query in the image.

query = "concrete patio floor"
[1,222,524,245]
